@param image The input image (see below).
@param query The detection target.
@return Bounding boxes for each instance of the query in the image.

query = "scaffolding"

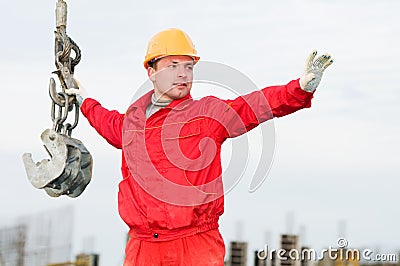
[0,206,73,266]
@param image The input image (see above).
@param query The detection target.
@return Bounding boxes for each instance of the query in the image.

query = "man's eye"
[186,65,193,70]
[169,64,177,68]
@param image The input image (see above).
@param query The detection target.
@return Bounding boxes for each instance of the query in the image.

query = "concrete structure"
[229,241,248,266]
[281,234,300,266]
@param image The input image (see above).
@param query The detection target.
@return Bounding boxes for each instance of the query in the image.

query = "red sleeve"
[263,79,313,117]
[80,98,124,149]
[205,79,314,142]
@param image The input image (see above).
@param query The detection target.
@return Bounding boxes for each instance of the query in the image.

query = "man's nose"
[177,64,188,78]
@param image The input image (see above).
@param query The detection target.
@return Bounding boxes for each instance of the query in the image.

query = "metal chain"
[49,0,81,137]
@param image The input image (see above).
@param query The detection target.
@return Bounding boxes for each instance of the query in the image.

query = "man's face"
[148,55,194,101]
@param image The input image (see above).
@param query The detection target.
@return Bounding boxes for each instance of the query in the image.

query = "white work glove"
[299,50,334,92]
[65,78,87,106]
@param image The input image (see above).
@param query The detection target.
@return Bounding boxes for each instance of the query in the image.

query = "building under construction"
[0,206,98,266]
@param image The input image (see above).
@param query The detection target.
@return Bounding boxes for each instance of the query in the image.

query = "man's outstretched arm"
[66,85,124,149]
[205,50,334,141]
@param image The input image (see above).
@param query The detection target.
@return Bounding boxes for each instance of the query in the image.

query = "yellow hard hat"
[143,28,200,69]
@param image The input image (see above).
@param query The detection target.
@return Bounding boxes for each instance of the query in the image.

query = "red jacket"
[81,79,313,242]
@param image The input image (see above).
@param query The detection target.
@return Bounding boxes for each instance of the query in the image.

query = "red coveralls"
[80,79,313,265]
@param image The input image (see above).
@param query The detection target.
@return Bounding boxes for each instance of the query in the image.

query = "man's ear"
[147,67,156,82]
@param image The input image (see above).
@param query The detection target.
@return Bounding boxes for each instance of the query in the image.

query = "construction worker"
[67,28,333,265]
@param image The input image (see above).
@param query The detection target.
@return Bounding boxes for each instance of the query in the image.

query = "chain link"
[50,92,79,137]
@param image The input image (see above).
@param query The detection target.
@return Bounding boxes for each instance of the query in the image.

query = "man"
[67,28,333,265]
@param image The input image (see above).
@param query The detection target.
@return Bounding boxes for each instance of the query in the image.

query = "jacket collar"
[164,93,193,110]
[126,90,193,116]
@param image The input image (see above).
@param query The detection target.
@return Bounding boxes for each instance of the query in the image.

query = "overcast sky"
[1,0,399,265]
